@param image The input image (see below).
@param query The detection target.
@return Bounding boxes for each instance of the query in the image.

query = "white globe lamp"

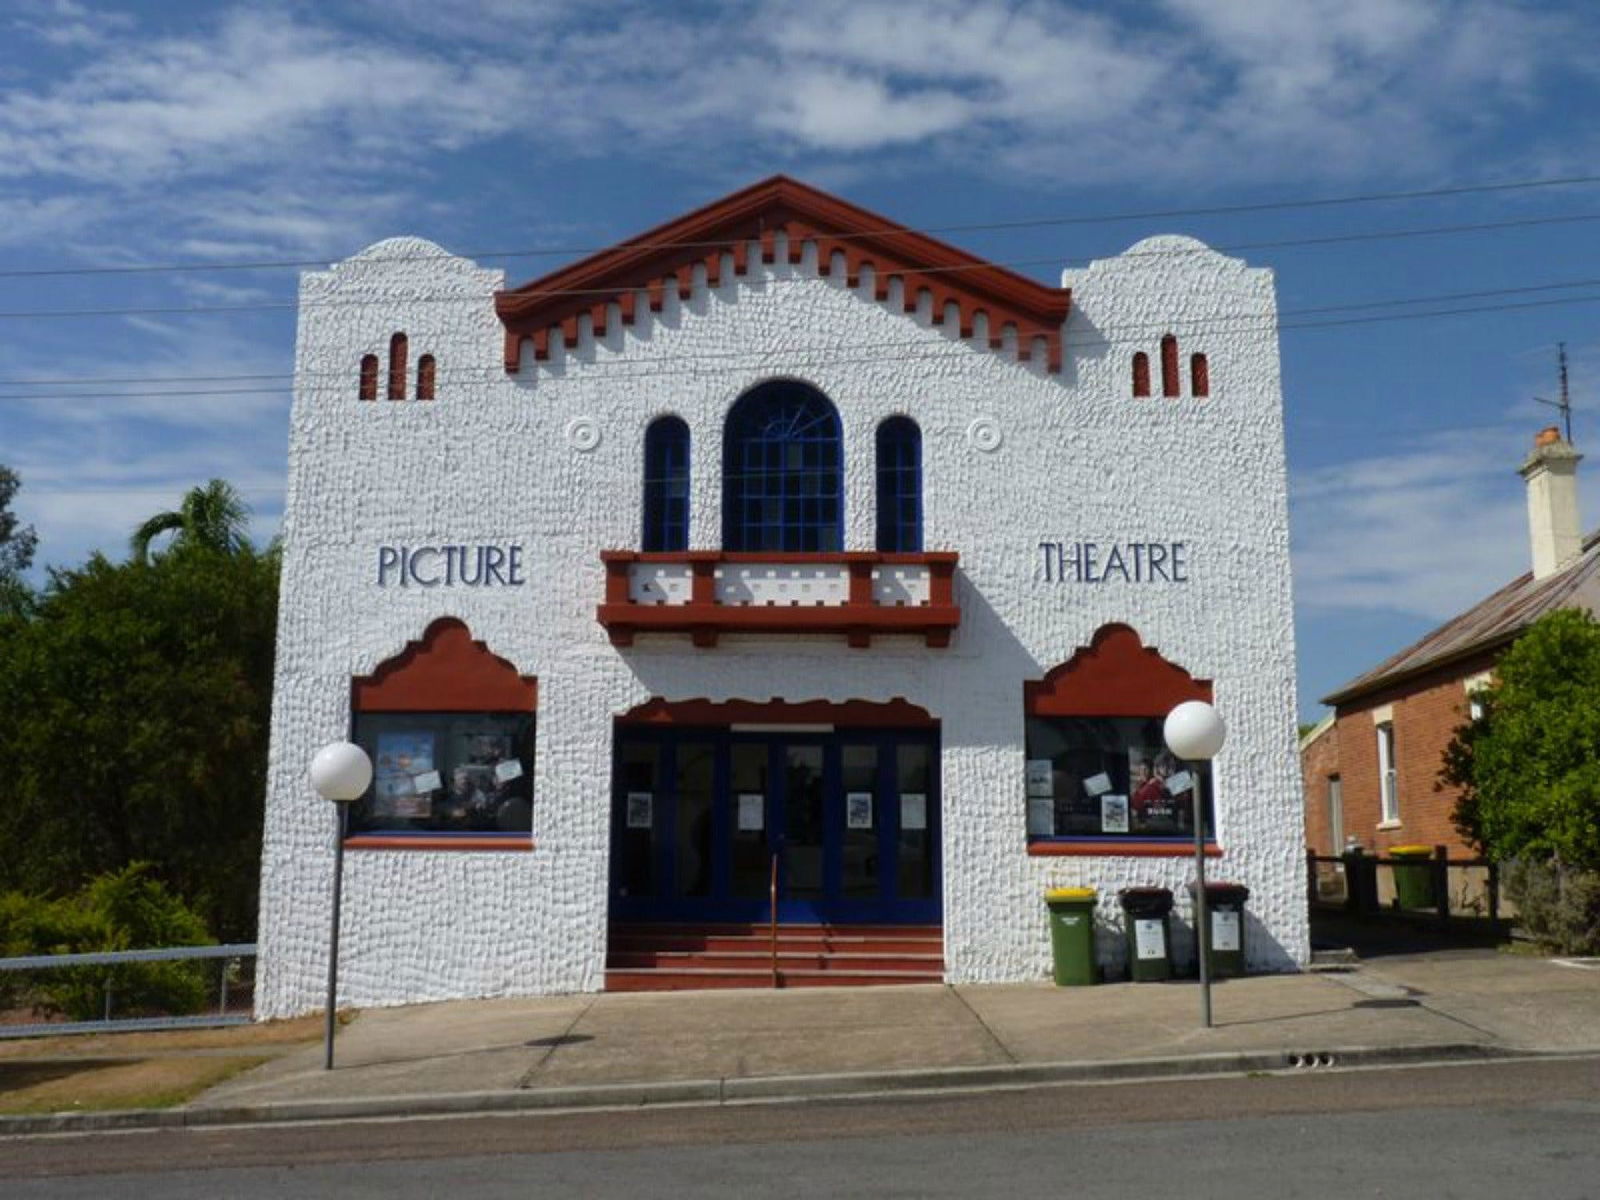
[310,741,372,803]
[1164,700,1226,762]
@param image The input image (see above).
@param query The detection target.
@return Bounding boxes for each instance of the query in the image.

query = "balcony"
[598,551,960,649]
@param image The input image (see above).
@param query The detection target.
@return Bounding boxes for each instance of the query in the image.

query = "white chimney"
[1519,426,1583,579]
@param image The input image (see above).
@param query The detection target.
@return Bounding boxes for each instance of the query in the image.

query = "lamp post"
[310,741,372,1070]
[1164,700,1225,1029]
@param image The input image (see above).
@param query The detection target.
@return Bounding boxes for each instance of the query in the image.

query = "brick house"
[1303,427,1600,856]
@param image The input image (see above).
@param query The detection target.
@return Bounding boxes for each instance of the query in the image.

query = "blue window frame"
[722,381,842,552]
[642,415,690,552]
[875,416,922,552]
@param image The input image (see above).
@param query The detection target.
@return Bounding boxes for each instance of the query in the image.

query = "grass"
[0,1013,323,1060]
[0,1055,270,1115]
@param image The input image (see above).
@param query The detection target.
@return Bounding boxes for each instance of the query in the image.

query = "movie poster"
[1126,747,1182,833]
[374,731,435,819]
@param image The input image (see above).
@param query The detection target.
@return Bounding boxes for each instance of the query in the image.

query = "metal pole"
[324,803,347,1071]
[1194,762,1212,1029]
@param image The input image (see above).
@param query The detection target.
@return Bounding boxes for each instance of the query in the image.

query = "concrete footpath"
[7,947,1599,1135]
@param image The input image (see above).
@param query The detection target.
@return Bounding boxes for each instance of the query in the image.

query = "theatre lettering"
[1038,541,1189,584]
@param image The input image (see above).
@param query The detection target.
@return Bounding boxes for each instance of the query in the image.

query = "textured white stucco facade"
[257,211,1305,1019]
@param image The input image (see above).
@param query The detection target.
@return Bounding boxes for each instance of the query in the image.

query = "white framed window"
[1328,775,1344,849]
[1376,722,1398,824]
[1464,671,1492,723]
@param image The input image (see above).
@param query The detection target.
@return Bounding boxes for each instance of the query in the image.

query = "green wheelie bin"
[1045,887,1099,986]
[1189,881,1250,978]
[1389,845,1436,909]
[1119,887,1174,982]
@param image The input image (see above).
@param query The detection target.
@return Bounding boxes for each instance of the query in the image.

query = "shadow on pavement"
[1311,909,1513,960]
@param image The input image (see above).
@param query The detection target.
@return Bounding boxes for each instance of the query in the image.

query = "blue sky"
[3,0,1600,720]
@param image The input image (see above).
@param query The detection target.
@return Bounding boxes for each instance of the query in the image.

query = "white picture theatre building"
[257,177,1305,1017]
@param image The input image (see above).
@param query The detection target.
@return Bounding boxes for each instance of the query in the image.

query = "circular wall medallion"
[967,416,1003,453]
[566,417,602,452]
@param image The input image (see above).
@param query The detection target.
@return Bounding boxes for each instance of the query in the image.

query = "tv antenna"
[1534,342,1573,443]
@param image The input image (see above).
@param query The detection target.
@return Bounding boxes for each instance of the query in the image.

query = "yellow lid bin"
[1044,888,1098,985]
[1388,846,1438,909]
[1045,887,1097,902]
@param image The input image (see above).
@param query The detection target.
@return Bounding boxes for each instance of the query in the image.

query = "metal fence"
[1307,848,1505,925]
[0,943,256,1039]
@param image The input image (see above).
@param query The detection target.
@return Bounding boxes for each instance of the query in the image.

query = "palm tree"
[131,479,252,563]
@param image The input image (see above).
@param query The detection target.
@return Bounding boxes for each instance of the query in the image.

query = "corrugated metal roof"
[1321,530,1600,705]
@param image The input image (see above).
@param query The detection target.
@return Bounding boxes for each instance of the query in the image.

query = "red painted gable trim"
[352,617,537,713]
[617,696,936,728]
[1026,623,1211,717]
[496,175,1071,375]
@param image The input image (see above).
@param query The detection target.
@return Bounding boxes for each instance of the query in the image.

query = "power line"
[3,171,1599,281]
[0,272,1593,400]
[4,209,1600,323]
[3,288,1600,404]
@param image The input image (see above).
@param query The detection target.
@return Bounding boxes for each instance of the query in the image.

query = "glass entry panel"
[784,745,826,899]
[610,725,941,924]
[841,744,879,898]
[730,742,769,899]
[675,741,715,898]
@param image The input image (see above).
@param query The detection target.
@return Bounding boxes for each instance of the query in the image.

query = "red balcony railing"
[598,551,960,649]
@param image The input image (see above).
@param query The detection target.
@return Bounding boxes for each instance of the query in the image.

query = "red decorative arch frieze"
[618,696,935,728]
[496,175,1071,376]
[352,618,537,713]
[1025,624,1211,718]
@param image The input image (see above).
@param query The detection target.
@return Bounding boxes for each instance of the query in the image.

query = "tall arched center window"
[875,416,922,552]
[642,415,690,552]
[722,380,842,552]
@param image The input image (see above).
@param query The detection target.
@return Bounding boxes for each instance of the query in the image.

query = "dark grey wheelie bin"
[1119,887,1174,982]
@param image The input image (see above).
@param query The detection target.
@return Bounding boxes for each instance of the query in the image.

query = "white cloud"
[0,8,520,185]
[0,0,1587,204]
[1291,415,1600,621]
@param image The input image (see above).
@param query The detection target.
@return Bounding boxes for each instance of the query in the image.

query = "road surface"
[3,1056,1598,1197]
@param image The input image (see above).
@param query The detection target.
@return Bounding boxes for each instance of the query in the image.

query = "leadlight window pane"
[643,416,690,552]
[875,416,922,552]
[723,382,843,551]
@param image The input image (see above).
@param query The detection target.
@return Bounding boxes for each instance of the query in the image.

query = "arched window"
[1132,352,1151,398]
[722,380,842,552]
[642,415,691,552]
[387,332,408,400]
[359,354,379,401]
[1160,334,1179,398]
[416,354,436,401]
[1190,353,1209,398]
[875,416,922,552]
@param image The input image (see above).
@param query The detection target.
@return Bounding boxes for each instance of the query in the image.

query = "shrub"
[0,865,215,1021]
[1501,857,1600,955]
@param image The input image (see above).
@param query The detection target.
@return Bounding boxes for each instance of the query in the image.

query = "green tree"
[130,478,252,563]
[1440,608,1600,869]
[0,535,279,939]
[0,465,38,618]
[0,464,37,576]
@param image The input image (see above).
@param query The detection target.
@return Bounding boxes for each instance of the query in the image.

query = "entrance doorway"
[610,725,941,925]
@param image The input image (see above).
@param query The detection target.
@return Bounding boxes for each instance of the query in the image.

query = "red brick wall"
[1326,649,1499,854]
[1300,721,1340,854]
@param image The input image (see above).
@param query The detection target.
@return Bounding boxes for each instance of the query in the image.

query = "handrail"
[770,853,780,988]
[0,943,257,972]
[0,943,258,1039]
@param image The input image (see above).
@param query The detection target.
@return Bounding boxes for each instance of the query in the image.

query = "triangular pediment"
[495,175,1071,374]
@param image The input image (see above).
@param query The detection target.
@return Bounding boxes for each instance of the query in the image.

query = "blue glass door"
[609,726,940,925]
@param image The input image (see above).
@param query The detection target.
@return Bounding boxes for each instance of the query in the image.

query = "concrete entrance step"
[605,922,945,991]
